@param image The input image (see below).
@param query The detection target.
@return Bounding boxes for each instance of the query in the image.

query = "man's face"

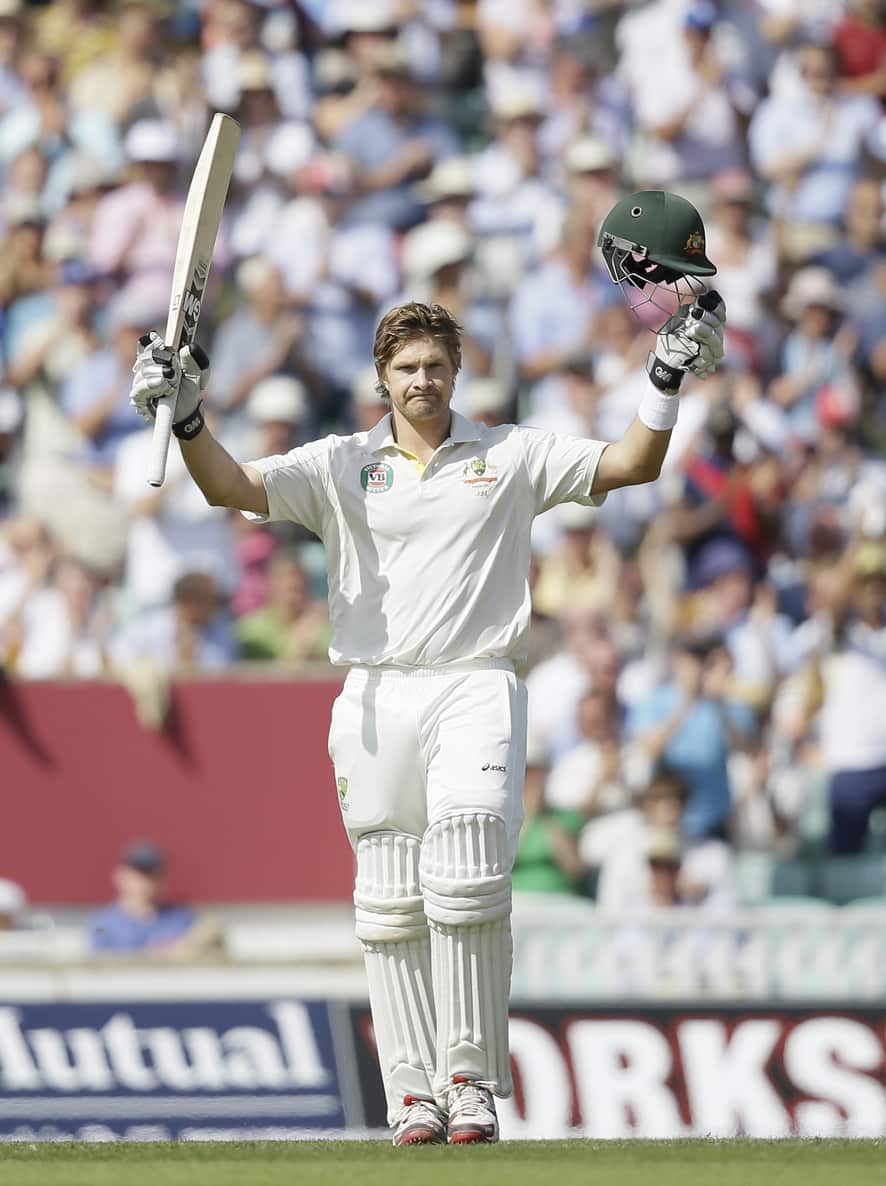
[649,857,681,903]
[577,691,614,741]
[269,558,306,612]
[799,47,836,96]
[854,573,886,620]
[383,335,455,423]
[114,864,164,909]
[644,790,683,829]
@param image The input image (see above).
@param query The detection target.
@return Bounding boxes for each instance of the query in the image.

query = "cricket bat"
[146,113,241,487]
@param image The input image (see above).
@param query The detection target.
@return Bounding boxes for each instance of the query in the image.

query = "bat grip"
[147,395,176,487]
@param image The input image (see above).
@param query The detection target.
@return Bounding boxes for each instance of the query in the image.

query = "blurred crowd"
[1,0,886,906]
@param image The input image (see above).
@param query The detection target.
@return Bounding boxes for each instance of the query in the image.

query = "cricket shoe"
[391,1095,447,1146]
[446,1076,499,1144]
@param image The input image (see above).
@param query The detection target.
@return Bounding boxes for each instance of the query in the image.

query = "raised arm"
[129,332,268,514]
[593,294,726,495]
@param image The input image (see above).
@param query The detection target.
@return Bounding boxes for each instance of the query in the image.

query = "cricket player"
[129,192,725,1145]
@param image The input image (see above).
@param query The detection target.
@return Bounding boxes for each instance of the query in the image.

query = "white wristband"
[638,385,680,432]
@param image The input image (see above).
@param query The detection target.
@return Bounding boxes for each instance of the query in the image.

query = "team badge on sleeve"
[360,462,394,493]
[336,776,349,810]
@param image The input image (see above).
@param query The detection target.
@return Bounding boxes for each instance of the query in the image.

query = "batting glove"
[647,292,726,393]
[130,331,210,427]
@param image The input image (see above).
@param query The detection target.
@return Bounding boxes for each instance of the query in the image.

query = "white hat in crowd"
[781,267,844,320]
[644,828,683,865]
[124,119,181,163]
[460,378,510,420]
[0,878,27,922]
[564,135,618,174]
[236,255,280,294]
[0,387,23,434]
[558,501,598,532]
[333,0,397,34]
[351,365,387,407]
[491,82,546,122]
[402,221,473,280]
[415,156,476,203]
[248,376,308,425]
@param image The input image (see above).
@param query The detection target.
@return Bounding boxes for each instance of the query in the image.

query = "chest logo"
[462,456,499,493]
[360,462,394,493]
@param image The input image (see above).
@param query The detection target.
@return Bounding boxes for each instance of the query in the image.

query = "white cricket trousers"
[327,660,527,1122]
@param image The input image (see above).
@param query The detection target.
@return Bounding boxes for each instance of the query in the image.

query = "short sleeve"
[517,426,609,515]
[242,438,332,535]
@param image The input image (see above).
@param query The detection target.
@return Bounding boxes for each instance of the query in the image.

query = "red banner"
[0,676,354,903]
[349,1004,886,1138]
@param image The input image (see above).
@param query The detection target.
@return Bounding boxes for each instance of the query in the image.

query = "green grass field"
[1,1140,884,1186]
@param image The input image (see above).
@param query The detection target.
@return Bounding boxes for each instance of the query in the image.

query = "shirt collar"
[366,409,482,455]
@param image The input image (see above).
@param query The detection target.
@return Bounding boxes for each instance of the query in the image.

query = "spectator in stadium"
[398,219,496,387]
[209,257,305,427]
[240,374,310,462]
[627,637,756,840]
[769,267,858,446]
[333,45,459,232]
[9,551,112,679]
[88,118,186,293]
[470,83,564,267]
[832,0,886,98]
[596,767,736,913]
[112,413,236,613]
[511,745,588,897]
[0,878,27,930]
[703,169,777,372]
[527,614,624,763]
[110,569,236,675]
[628,1,746,186]
[544,686,636,871]
[350,363,391,432]
[814,535,886,854]
[260,150,399,416]
[237,547,329,664]
[532,501,620,620]
[59,284,164,480]
[666,403,771,586]
[510,207,607,422]
[749,41,881,243]
[0,203,53,311]
[67,0,161,128]
[456,377,513,429]
[86,841,215,955]
[0,387,23,518]
[561,134,621,232]
[0,515,56,668]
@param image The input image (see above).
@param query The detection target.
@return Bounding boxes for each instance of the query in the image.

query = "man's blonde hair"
[372,302,463,398]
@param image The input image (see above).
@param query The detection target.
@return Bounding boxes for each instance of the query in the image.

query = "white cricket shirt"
[245,411,608,667]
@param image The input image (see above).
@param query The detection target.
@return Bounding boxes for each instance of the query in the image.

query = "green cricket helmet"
[598,190,716,322]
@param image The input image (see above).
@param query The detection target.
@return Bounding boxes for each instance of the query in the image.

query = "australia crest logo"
[685,230,706,256]
[461,456,499,494]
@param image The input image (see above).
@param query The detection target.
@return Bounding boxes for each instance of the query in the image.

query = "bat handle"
[146,342,179,488]
[147,395,176,487]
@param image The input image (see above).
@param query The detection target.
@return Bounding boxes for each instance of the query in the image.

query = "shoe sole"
[393,1129,446,1147]
[448,1128,498,1144]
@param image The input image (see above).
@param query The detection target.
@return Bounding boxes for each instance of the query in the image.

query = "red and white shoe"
[391,1095,447,1146]
[446,1076,499,1144]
